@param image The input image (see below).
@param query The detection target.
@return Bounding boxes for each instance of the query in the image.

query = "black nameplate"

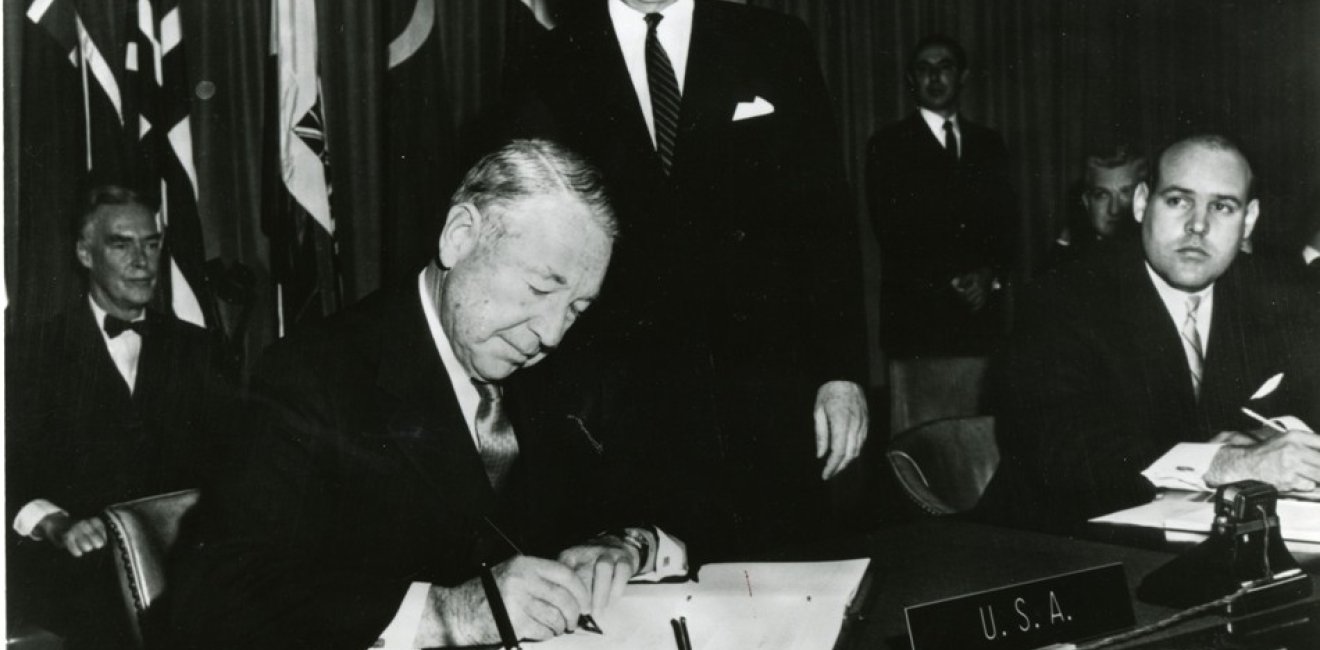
[905,563,1134,650]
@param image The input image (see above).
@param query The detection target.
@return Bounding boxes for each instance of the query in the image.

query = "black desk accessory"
[1137,480,1311,615]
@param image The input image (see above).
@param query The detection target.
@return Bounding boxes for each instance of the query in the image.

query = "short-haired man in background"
[1047,143,1146,270]
[7,185,235,650]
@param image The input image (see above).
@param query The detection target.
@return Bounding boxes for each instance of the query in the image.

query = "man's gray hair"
[74,184,158,241]
[450,139,617,239]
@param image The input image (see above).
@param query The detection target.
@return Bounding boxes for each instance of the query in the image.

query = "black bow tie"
[104,315,148,338]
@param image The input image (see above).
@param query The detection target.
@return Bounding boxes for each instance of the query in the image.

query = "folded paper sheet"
[535,559,870,649]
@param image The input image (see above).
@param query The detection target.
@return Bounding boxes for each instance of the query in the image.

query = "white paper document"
[1092,495,1320,543]
[533,559,871,650]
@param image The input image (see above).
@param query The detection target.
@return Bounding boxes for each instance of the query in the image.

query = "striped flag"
[264,0,340,336]
[128,0,211,327]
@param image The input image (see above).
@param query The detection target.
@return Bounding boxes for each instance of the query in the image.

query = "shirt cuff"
[630,526,688,583]
[13,499,66,539]
[373,581,431,649]
[1142,443,1225,492]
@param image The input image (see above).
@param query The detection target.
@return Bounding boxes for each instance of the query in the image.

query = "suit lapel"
[1117,255,1201,419]
[578,3,664,177]
[371,292,498,520]
[908,113,957,170]
[1199,266,1270,422]
[676,0,736,167]
[133,310,170,406]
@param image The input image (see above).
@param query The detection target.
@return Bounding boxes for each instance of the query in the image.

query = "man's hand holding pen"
[416,555,590,647]
[558,528,654,617]
[1205,423,1320,494]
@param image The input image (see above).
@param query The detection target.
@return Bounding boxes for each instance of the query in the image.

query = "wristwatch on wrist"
[601,527,651,574]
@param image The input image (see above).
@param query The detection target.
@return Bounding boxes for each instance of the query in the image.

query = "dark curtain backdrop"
[753,0,1320,380]
[7,0,1319,381]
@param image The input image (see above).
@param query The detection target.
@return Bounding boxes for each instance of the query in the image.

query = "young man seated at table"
[977,133,1320,532]
[159,140,693,649]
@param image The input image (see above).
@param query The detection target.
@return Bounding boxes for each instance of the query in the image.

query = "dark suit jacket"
[511,0,866,550]
[161,285,675,650]
[976,243,1320,531]
[6,300,234,644]
[866,112,1017,357]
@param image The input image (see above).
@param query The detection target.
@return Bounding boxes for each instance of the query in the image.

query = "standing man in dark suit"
[164,140,690,649]
[867,34,1017,358]
[6,185,235,649]
[511,0,869,553]
[978,134,1320,532]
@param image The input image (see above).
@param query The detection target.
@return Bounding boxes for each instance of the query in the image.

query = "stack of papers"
[535,559,870,649]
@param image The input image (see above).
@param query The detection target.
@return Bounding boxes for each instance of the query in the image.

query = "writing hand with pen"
[415,555,592,647]
[558,529,651,618]
[412,532,644,648]
[1204,373,1320,494]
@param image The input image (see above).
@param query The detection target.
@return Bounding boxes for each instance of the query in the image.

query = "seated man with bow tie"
[976,134,1320,533]
[6,184,236,649]
[162,140,689,650]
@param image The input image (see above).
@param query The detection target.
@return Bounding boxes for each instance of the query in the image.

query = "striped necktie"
[1180,295,1204,398]
[473,380,519,491]
[644,12,681,175]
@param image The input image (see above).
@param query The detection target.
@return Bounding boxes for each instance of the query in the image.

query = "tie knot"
[104,315,147,338]
[644,12,663,30]
[1185,294,1202,317]
[944,119,955,132]
[472,380,502,403]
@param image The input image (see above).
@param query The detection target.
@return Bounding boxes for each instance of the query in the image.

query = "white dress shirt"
[919,107,961,158]
[376,269,688,648]
[419,267,482,448]
[609,0,694,146]
[90,296,146,392]
[1145,264,1213,353]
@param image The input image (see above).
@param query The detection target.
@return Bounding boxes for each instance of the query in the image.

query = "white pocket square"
[732,96,774,121]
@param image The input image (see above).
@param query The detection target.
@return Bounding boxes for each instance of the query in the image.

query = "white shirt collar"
[918,108,959,156]
[418,267,482,444]
[1145,263,1214,348]
[88,295,144,392]
[609,0,694,146]
[1303,245,1320,265]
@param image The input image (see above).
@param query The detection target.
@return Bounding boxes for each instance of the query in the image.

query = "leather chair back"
[102,488,200,649]
[887,356,989,435]
[886,416,999,515]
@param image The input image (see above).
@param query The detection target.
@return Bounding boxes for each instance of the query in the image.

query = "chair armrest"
[886,450,957,516]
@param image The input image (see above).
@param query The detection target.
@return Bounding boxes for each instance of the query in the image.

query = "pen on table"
[479,561,521,650]
[482,516,603,635]
[670,616,693,650]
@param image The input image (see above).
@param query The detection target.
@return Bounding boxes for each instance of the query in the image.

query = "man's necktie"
[943,119,959,161]
[473,380,519,491]
[1180,295,1204,398]
[104,315,147,338]
[645,13,681,175]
